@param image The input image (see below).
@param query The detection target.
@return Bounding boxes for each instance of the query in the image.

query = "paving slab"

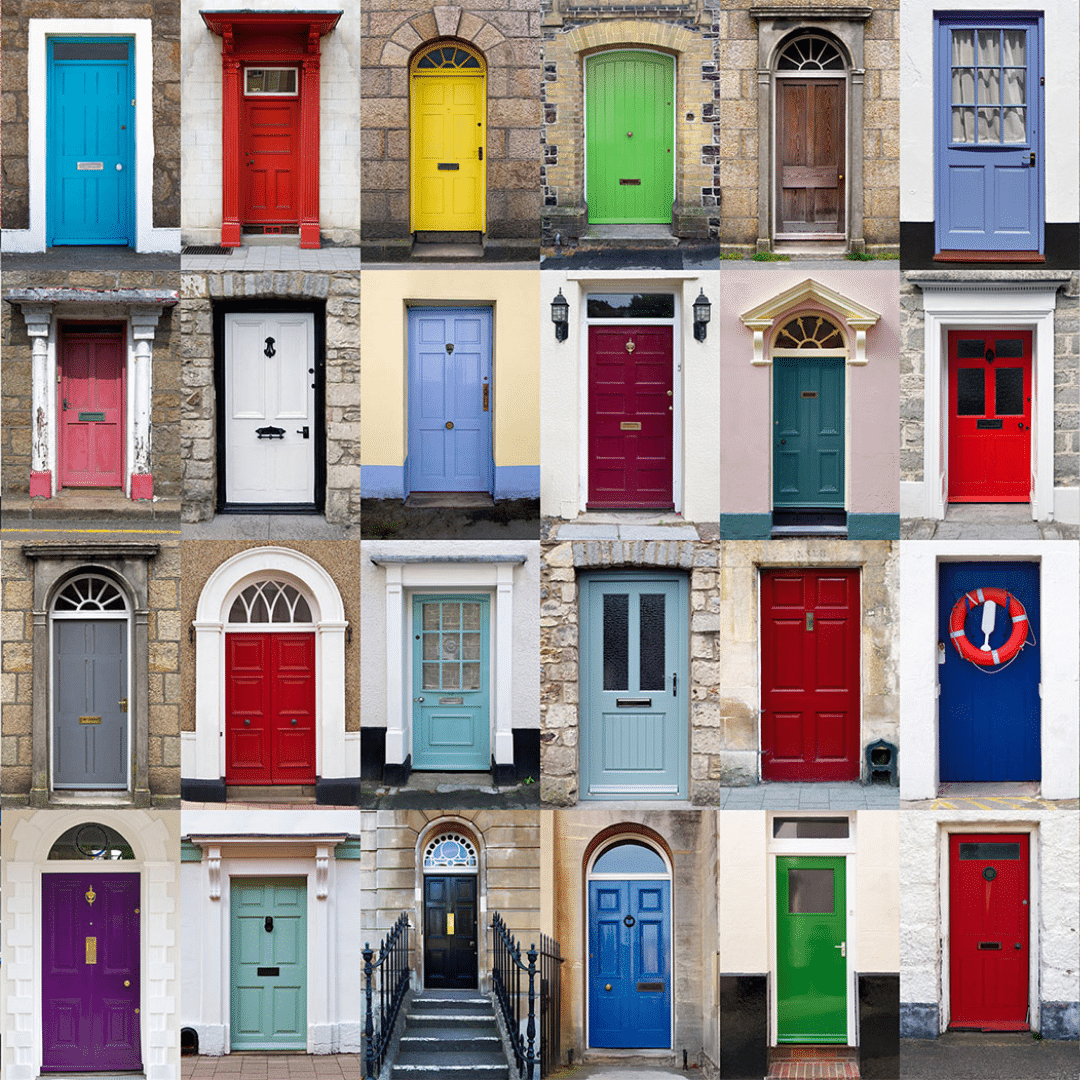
[2,247,179,271]
[900,1032,1078,1080]
[182,1056,361,1080]
[180,515,356,540]
[720,782,898,809]
[181,247,360,272]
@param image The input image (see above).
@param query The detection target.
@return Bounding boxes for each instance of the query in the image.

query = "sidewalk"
[903,503,1078,540]
[901,1032,1079,1080]
[182,1055,362,1080]
[720,782,898,810]
[362,770,541,810]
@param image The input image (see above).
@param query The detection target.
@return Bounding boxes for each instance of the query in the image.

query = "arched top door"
[770,312,848,356]
[422,829,480,990]
[775,32,849,72]
[48,821,136,861]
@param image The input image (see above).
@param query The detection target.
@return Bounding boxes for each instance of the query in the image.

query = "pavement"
[543,1066,690,1080]
[182,1054,362,1080]
[181,515,358,540]
[904,783,1079,811]
[900,1032,1079,1080]
[360,498,540,540]
[1,519,181,541]
[362,771,541,810]
[719,782,899,809]
[903,504,1078,540]
[541,243,719,270]
[1,246,179,271]
[180,245,360,272]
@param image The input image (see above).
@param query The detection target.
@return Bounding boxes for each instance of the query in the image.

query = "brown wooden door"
[776,79,844,236]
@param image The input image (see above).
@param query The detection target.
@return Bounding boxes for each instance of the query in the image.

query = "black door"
[424,875,478,989]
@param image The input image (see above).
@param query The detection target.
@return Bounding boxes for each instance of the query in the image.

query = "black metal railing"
[539,934,563,1077]
[363,911,411,1080]
[491,911,538,1079]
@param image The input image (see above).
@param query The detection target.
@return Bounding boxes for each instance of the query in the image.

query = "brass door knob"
[605,984,612,991]
[124,980,130,987]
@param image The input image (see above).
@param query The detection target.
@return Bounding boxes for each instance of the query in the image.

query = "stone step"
[410,994,489,1009]
[404,1011,499,1030]
[399,1029,503,1052]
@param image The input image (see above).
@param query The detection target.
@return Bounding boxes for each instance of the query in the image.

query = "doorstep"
[767,1045,860,1079]
[2,490,181,522]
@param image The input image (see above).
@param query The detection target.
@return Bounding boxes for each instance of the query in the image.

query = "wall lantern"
[693,289,711,342]
[551,288,569,342]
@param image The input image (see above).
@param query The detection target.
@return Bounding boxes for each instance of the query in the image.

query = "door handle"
[1018,422,1025,430]
[779,439,786,444]
[414,696,424,703]
[672,672,677,697]
[118,698,128,713]
[63,398,69,412]
[478,146,483,160]
[290,718,297,725]
[1029,151,1036,167]
[297,426,310,439]
[604,984,612,992]
[835,941,846,957]
[264,916,273,933]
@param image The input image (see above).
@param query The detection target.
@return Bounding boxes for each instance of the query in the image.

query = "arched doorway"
[422,831,480,989]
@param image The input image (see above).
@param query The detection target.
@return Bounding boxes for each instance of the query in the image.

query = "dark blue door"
[47,38,135,246]
[938,561,1039,782]
[935,16,1042,253]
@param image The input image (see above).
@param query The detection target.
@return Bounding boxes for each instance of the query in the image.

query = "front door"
[240,70,301,227]
[775,856,847,1043]
[54,619,127,789]
[224,312,316,507]
[587,878,671,1048]
[580,572,687,799]
[936,17,1042,254]
[761,569,860,781]
[407,307,493,494]
[948,331,1032,502]
[225,633,317,784]
[42,873,141,1071]
[588,326,674,509]
[47,39,134,246]
[424,875,478,989]
[938,562,1040,782]
[585,51,674,225]
[776,80,845,237]
[773,356,845,510]
[231,878,307,1050]
[59,327,125,490]
[949,834,1029,1030]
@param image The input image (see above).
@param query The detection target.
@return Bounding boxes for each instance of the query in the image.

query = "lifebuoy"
[948,587,1028,667]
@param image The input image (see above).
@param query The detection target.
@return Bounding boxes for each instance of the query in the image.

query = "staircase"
[766,1046,860,1079]
[392,989,513,1079]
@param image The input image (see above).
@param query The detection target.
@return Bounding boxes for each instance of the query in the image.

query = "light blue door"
[935,16,1042,253]
[580,572,688,799]
[407,307,493,494]
[412,595,490,770]
[47,38,135,246]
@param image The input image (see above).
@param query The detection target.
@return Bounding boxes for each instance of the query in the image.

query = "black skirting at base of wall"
[719,974,768,1080]
[181,777,226,802]
[315,776,360,806]
[900,221,1080,270]
[859,973,900,1079]
[364,727,540,787]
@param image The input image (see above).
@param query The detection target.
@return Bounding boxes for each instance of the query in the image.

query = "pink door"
[59,327,125,488]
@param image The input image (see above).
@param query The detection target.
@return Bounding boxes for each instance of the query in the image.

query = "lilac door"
[42,874,141,1072]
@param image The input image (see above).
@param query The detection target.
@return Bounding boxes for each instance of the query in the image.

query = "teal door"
[412,595,490,770]
[773,357,845,508]
[231,878,307,1050]
[580,572,688,799]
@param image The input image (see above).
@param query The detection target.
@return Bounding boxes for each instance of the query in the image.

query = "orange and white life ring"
[948,587,1028,667]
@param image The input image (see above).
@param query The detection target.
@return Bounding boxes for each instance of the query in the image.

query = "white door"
[225,312,316,505]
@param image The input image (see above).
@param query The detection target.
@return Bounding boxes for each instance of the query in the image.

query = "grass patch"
[846,250,876,261]
[751,252,791,261]
[719,251,744,260]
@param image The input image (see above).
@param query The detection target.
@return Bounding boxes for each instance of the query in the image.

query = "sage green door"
[775,856,847,1043]
[586,50,674,224]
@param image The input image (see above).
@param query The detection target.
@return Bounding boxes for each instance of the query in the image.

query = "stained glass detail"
[776,35,845,71]
[423,834,478,868]
[229,580,312,623]
[416,45,481,69]
[54,575,127,612]
[773,315,845,351]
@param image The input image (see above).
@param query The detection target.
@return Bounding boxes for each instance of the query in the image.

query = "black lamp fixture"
[551,288,569,342]
[693,288,711,342]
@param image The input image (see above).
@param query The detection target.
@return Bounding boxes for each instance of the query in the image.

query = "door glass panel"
[788,868,835,913]
[48,822,135,860]
[423,634,440,660]
[956,338,986,359]
[639,594,666,692]
[245,68,298,95]
[53,42,130,60]
[956,368,985,415]
[603,593,629,691]
[441,664,461,691]
[423,604,440,630]
[462,633,481,660]
[461,663,481,689]
[995,338,1024,358]
[593,840,666,875]
[462,603,481,631]
[959,842,1021,860]
[994,368,1024,415]
[773,817,850,839]
[422,663,440,690]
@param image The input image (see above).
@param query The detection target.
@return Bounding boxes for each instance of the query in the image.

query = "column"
[221,48,243,247]
[129,309,164,499]
[23,304,53,497]
[299,48,322,249]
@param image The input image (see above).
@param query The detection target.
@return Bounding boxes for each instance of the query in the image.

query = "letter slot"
[257,967,280,976]
[977,942,1002,950]
[616,697,652,708]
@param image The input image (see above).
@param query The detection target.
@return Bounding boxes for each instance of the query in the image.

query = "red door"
[760,569,860,781]
[59,327,124,489]
[948,331,1032,502]
[587,326,674,509]
[949,834,1029,1031]
[241,90,300,225]
[226,632,316,784]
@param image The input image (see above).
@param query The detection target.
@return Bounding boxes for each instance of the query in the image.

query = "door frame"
[213,299,326,515]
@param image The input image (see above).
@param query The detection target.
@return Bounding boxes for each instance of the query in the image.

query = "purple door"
[42,874,141,1072]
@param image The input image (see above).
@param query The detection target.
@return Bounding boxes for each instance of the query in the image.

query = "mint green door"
[231,878,307,1050]
[586,51,674,224]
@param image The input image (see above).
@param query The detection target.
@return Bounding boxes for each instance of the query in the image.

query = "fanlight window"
[228,580,313,624]
[49,822,135,861]
[592,840,667,876]
[416,45,481,69]
[773,314,845,351]
[423,834,478,870]
[53,574,126,612]
[777,35,845,71]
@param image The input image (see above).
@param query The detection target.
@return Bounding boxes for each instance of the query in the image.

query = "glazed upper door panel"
[936,17,1043,253]
[423,875,478,989]
[240,72,301,225]
[59,328,125,489]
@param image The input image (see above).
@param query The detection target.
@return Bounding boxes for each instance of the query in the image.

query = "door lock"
[805,613,814,632]
[297,426,310,439]
[478,146,483,160]
[291,718,297,725]
[1029,151,1036,167]
[118,698,128,713]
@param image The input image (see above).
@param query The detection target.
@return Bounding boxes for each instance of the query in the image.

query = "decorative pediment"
[200,10,342,53]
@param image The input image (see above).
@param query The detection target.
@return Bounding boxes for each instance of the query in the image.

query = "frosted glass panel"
[639,594,666,692]
[603,594,629,691]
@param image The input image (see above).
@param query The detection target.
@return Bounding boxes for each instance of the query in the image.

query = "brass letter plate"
[79,716,102,725]
[801,391,818,398]
[439,697,464,705]
[86,937,97,964]
[620,421,642,431]
[637,981,665,992]
[77,162,104,171]
[446,913,455,936]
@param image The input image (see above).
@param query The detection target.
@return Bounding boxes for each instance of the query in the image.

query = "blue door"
[412,595,490,770]
[938,562,1040,782]
[47,38,135,246]
[407,307,493,494]
[935,16,1043,253]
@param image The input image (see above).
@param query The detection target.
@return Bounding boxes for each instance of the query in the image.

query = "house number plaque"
[85,937,98,964]
[446,913,455,936]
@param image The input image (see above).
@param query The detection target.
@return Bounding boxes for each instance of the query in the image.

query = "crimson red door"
[949,834,1029,1031]
[241,91,300,225]
[59,327,124,489]
[226,632,316,784]
[587,326,674,509]
[948,330,1032,502]
[760,569,860,781]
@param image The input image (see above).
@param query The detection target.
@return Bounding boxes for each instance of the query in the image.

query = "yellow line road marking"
[2,527,181,535]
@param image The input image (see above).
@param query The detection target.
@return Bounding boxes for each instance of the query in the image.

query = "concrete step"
[3,492,181,522]
[400,1030,503,1053]
[391,993,511,1080]
[404,1011,499,1030]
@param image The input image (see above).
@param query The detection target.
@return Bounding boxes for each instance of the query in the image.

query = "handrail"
[491,911,538,1079]
[363,911,411,1080]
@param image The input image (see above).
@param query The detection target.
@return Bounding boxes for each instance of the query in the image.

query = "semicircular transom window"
[774,314,845,351]
[592,839,667,875]
[777,35,846,71]
[53,574,127,612]
[423,833,478,870]
[228,580,313,624]
[416,44,482,69]
[48,822,135,861]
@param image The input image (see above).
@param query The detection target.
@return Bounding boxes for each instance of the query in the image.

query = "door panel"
[60,329,125,489]
[588,326,674,509]
[424,875,478,989]
[231,878,307,1050]
[948,330,1032,501]
[586,51,674,224]
[42,873,141,1071]
[777,80,845,235]
[949,834,1029,1029]
[761,569,860,781]
[241,89,300,224]
[588,880,671,1048]
[938,562,1040,782]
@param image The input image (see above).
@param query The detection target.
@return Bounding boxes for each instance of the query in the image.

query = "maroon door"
[949,834,1030,1030]
[587,325,674,509]
[241,93,300,225]
[760,569,860,781]
[42,873,141,1072]
[777,80,845,236]
[59,327,125,489]
[226,632,316,784]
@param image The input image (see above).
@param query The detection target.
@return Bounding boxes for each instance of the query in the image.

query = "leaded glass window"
[228,580,313,624]
[423,834,478,869]
[416,45,482,69]
[777,35,845,71]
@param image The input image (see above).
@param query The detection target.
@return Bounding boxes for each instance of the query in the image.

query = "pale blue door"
[580,572,688,799]
[407,307,493,494]
[412,595,490,770]
[47,38,135,245]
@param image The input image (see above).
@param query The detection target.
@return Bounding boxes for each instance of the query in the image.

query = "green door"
[231,878,307,1050]
[586,51,674,224]
[775,856,847,1043]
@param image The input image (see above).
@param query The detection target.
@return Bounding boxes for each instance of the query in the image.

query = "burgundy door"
[59,327,125,489]
[226,632,316,784]
[588,325,674,509]
[777,80,845,236]
[760,569,860,781]
[241,92,300,225]
[42,873,141,1072]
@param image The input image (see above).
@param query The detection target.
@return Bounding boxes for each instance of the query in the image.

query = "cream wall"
[857,812,900,972]
[717,811,770,972]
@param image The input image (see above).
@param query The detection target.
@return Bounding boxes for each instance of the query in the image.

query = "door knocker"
[623,915,636,928]
[625,339,636,354]
[983,867,997,881]
[264,337,276,358]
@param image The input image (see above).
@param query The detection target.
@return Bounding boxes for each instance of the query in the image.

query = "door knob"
[116,164,123,171]
[838,173,843,181]
[1015,942,1022,949]
[118,698,128,713]
[290,718,297,725]
[296,426,310,439]
[445,421,454,429]
[244,719,251,726]
[605,984,612,991]
[627,131,633,138]
[780,439,786,445]
[1018,422,1025,429]
[124,980,130,987]
[414,697,424,702]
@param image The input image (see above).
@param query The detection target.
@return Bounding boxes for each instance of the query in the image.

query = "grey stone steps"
[391,993,511,1080]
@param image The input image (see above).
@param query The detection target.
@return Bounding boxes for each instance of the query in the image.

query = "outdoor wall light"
[551,288,569,342]
[693,289,711,342]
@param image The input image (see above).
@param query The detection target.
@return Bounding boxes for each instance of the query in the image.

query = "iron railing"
[363,911,411,1080]
[539,934,563,1077]
[491,911,538,1079]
